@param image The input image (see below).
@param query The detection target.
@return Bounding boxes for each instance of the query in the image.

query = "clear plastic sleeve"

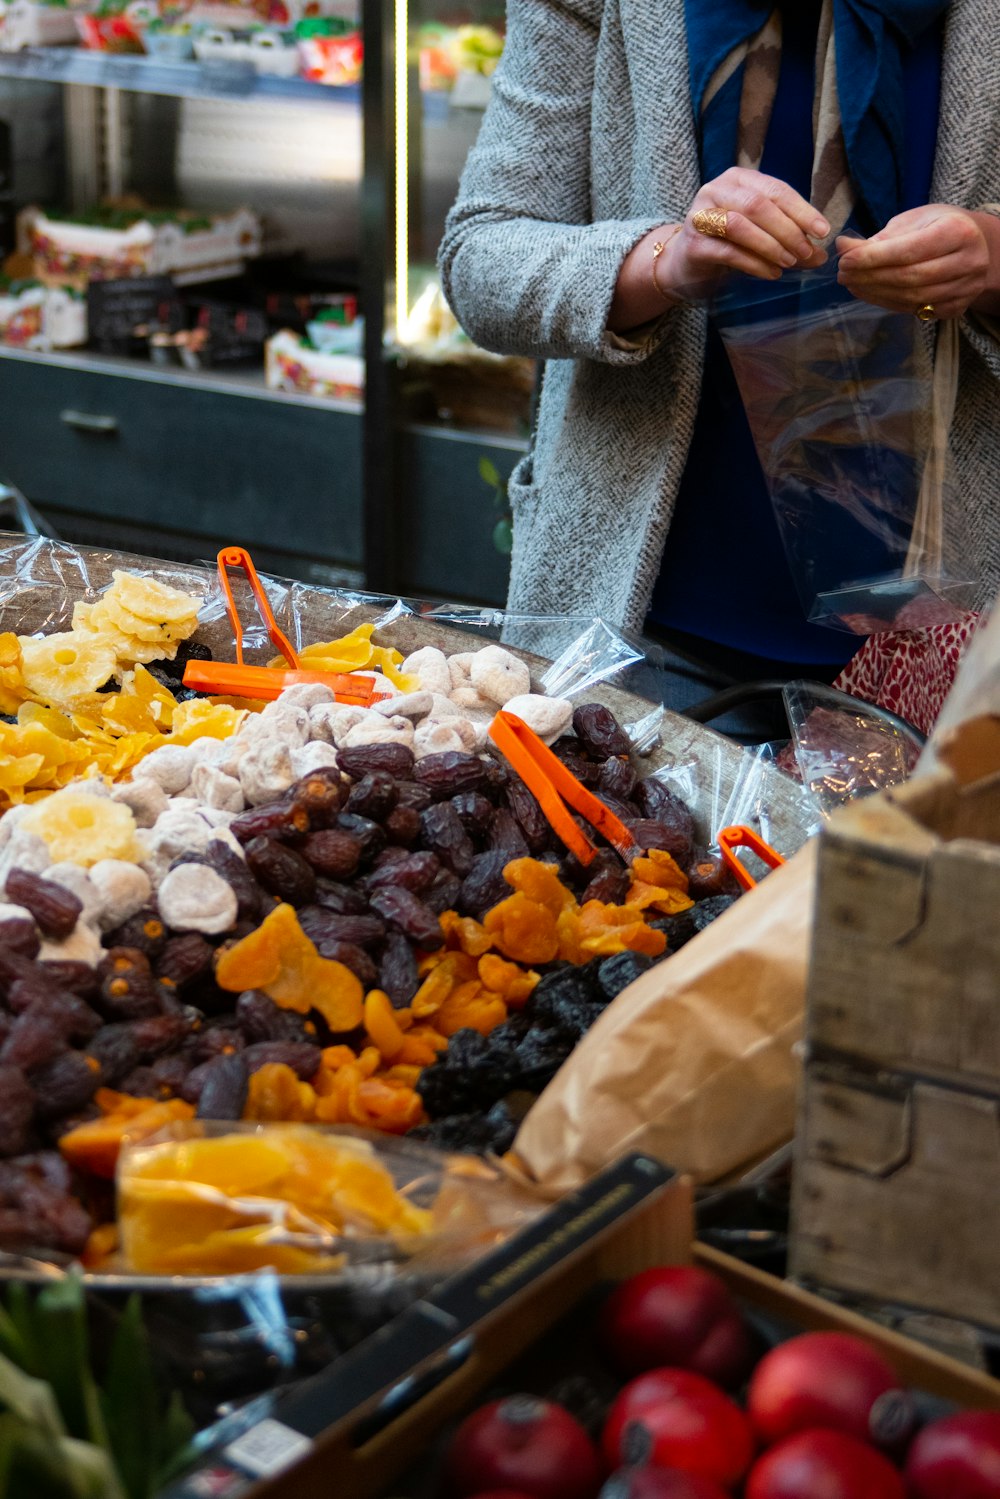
[781,680,923,817]
[711,263,977,634]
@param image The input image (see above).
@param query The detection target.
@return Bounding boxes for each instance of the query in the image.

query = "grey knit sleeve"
[437,0,671,365]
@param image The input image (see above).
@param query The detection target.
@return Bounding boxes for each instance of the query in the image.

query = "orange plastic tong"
[182,546,386,705]
[716,824,786,891]
[488,710,637,867]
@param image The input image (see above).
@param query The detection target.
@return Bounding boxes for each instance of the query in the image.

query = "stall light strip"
[394,0,409,336]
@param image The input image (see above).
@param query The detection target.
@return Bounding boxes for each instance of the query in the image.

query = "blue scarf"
[684,0,949,232]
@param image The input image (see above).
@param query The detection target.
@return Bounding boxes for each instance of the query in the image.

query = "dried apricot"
[477,952,540,1008]
[482,891,559,965]
[215,902,364,1032]
[501,858,576,914]
[363,990,406,1061]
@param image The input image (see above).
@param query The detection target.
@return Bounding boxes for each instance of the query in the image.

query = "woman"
[439,0,1000,712]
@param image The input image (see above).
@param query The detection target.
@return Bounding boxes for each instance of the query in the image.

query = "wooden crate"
[791,719,1000,1324]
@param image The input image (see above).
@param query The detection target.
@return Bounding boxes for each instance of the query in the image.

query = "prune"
[505,778,551,854]
[514,1028,576,1090]
[312,939,379,990]
[103,907,167,958]
[242,1041,322,1080]
[346,770,398,823]
[598,756,638,802]
[5,869,82,940]
[691,893,738,930]
[0,917,39,959]
[488,808,530,860]
[651,893,737,951]
[451,792,494,840]
[300,829,362,880]
[413,751,489,800]
[409,1099,519,1156]
[6,984,101,1044]
[364,851,441,895]
[575,857,629,899]
[384,806,422,847]
[336,813,386,863]
[369,888,443,950]
[686,855,741,900]
[195,1053,249,1120]
[420,802,476,876]
[572,703,631,759]
[203,841,267,923]
[245,837,316,907]
[416,1028,499,1118]
[458,850,515,919]
[156,932,215,988]
[394,781,433,813]
[422,869,462,916]
[596,950,654,1002]
[313,879,369,916]
[337,742,415,780]
[0,1065,35,1156]
[628,817,694,865]
[36,962,99,1001]
[297,908,386,950]
[1,1010,69,1071]
[236,990,313,1044]
[289,768,346,828]
[378,931,419,1008]
[86,1025,141,1086]
[529,967,603,1039]
[31,1052,100,1119]
[230,799,309,845]
[634,777,696,844]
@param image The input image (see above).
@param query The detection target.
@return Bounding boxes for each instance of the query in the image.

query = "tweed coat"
[439,0,1000,634]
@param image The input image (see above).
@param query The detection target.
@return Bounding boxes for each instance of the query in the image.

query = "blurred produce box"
[266,327,363,399]
[0,0,83,49]
[20,203,262,289]
[0,277,86,348]
[792,714,1000,1329]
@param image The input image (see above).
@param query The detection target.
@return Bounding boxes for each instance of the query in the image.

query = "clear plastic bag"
[712,263,977,634]
[781,680,923,817]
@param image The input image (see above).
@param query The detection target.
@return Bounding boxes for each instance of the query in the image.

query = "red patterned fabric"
[833,612,981,736]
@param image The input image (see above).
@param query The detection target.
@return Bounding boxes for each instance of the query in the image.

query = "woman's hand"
[836,206,1000,319]
[608,168,828,333]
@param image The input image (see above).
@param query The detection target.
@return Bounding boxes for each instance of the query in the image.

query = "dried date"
[242,1041,322,1080]
[245,837,316,907]
[128,1013,191,1061]
[335,813,386,864]
[0,1009,69,1071]
[236,990,314,1045]
[505,778,551,854]
[203,841,267,923]
[628,817,694,865]
[230,799,310,845]
[300,829,362,880]
[0,1065,35,1157]
[581,858,631,906]
[103,907,167,959]
[195,1053,249,1121]
[345,770,398,823]
[313,879,369,916]
[422,869,462,917]
[7,984,102,1044]
[459,850,515,919]
[488,808,530,860]
[156,932,215,989]
[363,850,441,895]
[368,887,443,949]
[31,1052,100,1120]
[0,917,39,959]
[312,940,379,990]
[572,703,631,759]
[378,931,419,1008]
[289,768,346,828]
[598,756,638,802]
[450,792,494,840]
[394,781,433,813]
[297,908,386,950]
[384,805,422,846]
[634,777,696,844]
[419,802,475,876]
[686,854,741,900]
[36,960,99,999]
[5,869,82,940]
[413,751,489,800]
[337,742,415,780]
[87,1024,141,1086]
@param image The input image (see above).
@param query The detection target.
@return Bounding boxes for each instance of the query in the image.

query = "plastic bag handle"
[716,824,785,890]
[216,544,299,668]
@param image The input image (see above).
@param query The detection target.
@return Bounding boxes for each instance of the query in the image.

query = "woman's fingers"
[836,207,991,317]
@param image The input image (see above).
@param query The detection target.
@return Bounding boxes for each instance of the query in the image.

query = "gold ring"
[916,303,936,322]
[691,208,729,240]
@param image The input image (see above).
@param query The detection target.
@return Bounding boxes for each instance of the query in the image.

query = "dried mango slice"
[59,1096,195,1179]
[20,787,141,865]
[215,902,364,1032]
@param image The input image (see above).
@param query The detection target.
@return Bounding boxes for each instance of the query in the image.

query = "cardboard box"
[791,724,1000,1326]
[161,1153,999,1499]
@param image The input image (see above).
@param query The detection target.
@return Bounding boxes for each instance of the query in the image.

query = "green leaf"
[492,517,514,556]
[100,1296,163,1499]
[35,1279,109,1452]
[3,1282,45,1378]
[0,1348,67,1438]
[478,456,501,490]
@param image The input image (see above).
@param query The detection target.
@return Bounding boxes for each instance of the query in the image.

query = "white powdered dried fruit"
[341,715,414,749]
[191,762,245,814]
[239,740,297,805]
[427,692,463,719]
[470,645,531,707]
[401,646,451,697]
[414,721,467,758]
[374,690,432,721]
[447,651,477,689]
[450,685,495,713]
[145,807,216,862]
[0,805,32,851]
[501,693,574,744]
[138,744,196,795]
[158,864,238,934]
[256,701,310,745]
[278,683,336,708]
[0,832,51,897]
[39,922,103,966]
[111,777,169,828]
[356,670,399,698]
[0,902,32,925]
[330,706,375,748]
[291,741,341,778]
[89,860,152,930]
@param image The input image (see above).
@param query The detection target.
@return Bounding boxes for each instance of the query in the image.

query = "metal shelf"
[0,45,360,105]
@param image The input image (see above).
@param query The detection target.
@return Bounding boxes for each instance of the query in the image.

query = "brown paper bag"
[514,841,817,1190]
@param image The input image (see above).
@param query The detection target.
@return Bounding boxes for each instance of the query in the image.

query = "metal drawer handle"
[60,409,119,435]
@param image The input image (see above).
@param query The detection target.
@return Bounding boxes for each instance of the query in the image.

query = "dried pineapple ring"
[110,570,201,624]
[19,633,118,703]
[95,596,197,645]
[20,787,141,865]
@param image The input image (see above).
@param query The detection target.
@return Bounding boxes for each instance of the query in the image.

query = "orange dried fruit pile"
[215,901,365,1032]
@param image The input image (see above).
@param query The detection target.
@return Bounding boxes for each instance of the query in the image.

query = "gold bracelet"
[651,225,683,304]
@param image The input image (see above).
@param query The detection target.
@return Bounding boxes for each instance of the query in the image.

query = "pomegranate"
[598,1267,752,1389]
[444,1396,602,1499]
[602,1369,755,1491]
[746,1331,912,1447]
[904,1410,1000,1498]
[745,1429,906,1499]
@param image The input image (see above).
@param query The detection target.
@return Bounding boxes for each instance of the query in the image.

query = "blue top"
[646,7,943,664]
